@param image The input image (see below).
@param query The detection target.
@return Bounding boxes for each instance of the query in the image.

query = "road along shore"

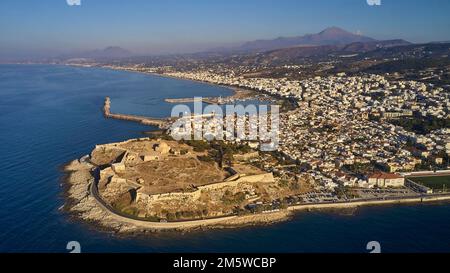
[63,157,450,234]
[288,195,450,212]
[63,159,291,233]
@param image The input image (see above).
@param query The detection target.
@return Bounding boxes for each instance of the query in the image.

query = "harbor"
[103,97,173,128]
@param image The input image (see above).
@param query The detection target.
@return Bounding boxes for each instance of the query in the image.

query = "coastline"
[288,195,450,212]
[57,64,450,234]
[62,159,293,232]
[94,65,298,112]
[67,64,278,105]
[63,153,450,234]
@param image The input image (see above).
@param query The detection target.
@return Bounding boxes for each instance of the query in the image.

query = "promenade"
[89,175,238,230]
[88,170,450,230]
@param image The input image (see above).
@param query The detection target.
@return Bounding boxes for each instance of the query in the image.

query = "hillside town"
[72,62,446,210]
[153,71,447,185]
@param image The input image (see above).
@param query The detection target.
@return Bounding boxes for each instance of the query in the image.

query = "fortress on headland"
[135,172,275,204]
[91,138,275,212]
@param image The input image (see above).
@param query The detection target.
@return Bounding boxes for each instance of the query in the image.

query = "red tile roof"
[369,172,403,179]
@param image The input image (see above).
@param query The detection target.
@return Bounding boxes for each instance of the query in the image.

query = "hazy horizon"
[1,0,450,60]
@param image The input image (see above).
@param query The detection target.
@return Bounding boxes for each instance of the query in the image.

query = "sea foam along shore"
[63,158,292,233]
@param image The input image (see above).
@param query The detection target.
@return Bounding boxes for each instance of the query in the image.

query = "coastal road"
[89,179,238,230]
[89,175,450,230]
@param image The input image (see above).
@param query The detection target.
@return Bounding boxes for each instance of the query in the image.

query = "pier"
[164,89,260,105]
[103,97,173,128]
[164,97,220,105]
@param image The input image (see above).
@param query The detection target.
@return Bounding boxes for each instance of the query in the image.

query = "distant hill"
[232,39,412,65]
[88,46,132,58]
[341,39,411,52]
[59,46,132,60]
[234,27,376,52]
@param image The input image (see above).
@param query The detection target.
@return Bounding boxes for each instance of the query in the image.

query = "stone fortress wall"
[136,172,275,203]
[94,137,153,151]
[94,138,275,205]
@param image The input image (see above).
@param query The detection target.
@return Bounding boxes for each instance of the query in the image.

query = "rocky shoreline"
[62,156,450,235]
[61,65,450,235]
[62,158,293,234]
[63,159,144,233]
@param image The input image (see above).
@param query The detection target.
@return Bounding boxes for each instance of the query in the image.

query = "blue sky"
[1,0,450,58]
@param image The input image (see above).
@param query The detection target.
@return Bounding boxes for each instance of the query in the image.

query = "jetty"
[164,89,260,105]
[164,97,219,104]
[103,97,173,128]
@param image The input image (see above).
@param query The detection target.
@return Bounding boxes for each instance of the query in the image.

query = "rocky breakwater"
[103,97,172,129]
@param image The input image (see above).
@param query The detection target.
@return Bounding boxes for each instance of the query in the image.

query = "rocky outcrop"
[64,160,141,233]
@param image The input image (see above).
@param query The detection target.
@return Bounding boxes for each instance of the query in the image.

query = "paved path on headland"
[89,179,238,230]
[89,174,450,230]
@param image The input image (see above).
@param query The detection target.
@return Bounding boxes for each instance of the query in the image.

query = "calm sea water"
[0,64,449,253]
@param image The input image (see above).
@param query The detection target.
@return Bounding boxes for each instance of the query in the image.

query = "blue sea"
[0,64,449,253]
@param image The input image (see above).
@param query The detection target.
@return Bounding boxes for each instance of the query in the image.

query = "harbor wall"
[288,195,450,212]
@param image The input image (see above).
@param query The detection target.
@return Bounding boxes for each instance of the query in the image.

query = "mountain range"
[252,39,412,61]
[223,27,377,52]
[60,27,414,61]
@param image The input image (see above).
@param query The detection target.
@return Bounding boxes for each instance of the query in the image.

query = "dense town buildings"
[92,63,449,193]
